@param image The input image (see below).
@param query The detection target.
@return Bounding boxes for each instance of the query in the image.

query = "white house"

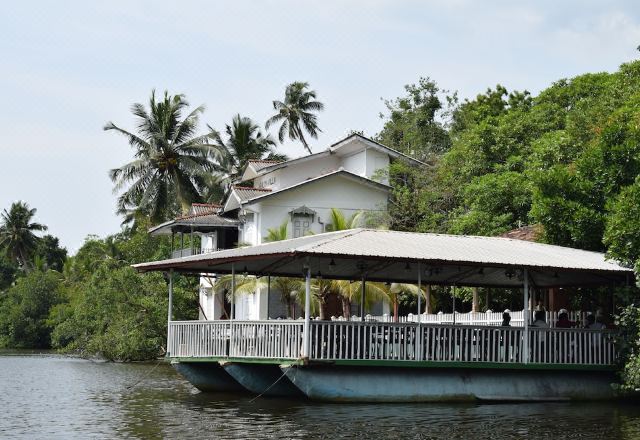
[151,133,423,321]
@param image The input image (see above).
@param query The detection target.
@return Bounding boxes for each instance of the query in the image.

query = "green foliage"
[605,178,640,265]
[0,270,62,348]
[105,90,222,223]
[377,77,454,162]
[34,235,67,272]
[49,225,197,361]
[614,305,640,393]
[0,201,48,269]
[208,114,278,188]
[266,81,324,155]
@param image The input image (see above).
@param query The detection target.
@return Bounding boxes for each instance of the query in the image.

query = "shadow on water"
[2,352,640,439]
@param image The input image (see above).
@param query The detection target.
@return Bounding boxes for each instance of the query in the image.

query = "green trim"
[169,356,615,371]
[322,359,616,371]
[170,356,302,366]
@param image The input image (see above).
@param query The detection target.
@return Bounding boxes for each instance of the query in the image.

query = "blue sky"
[1,1,639,253]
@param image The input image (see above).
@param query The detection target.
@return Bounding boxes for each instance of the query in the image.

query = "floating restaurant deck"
[134,229,632,401]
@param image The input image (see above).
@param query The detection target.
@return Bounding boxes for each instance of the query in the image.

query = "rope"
[249,357,302,403]
[124,359,163,391]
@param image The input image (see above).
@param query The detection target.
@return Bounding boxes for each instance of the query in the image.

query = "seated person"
[532,310,549,328]
[501,310,511,327]
[586,313,606,330]
[556,309,575,328]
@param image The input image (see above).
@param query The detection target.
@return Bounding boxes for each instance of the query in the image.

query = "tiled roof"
[499,225,543,242]
[248,160,283,172]
[188,203,222,217]
[232,186,272,202]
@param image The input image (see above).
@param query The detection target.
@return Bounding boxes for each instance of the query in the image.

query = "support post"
[303,263,311,359]
[360,275,366,321]
[230,263,235,321]
[167,269,174,324]
[267,275,271,319]
[523,268,529,364]
[452,285,456,325]
[417,263,422,361]
[180,232,184,257]
[425,285,431,314]
[417,262,422,321]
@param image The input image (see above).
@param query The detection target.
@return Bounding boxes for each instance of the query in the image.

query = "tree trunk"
[393,297,399,323]
[342,297,352,319]
[299,130,312,155]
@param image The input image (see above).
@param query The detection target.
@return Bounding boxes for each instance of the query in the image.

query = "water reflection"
[1,352,639,439]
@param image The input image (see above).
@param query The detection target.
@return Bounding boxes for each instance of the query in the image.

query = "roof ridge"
[233,185,272,191]
[357,228,615,257]
[298,228,365,252]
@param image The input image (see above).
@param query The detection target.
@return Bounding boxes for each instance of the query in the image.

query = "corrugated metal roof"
[134,229,632,287]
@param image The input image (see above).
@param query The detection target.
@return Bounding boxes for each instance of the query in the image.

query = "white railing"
[171,247,219,259]
[168,320,616,366]
[168,321,230,357]
[310,321,616,365]
[354,310,589,328]
[229,321,304,360]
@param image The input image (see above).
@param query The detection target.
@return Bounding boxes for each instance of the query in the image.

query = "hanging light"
[505,268,515,279]
[404,262,411,272]
[242,265,249,276]
[316,271,323,279]
[328,258,336,270]
[478,267,485,275]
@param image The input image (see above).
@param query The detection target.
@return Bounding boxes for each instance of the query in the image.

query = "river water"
[1,352,640,439]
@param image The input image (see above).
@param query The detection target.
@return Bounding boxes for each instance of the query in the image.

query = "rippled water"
[1,352,640,439]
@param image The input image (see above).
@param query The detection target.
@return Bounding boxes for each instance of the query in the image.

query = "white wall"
[255,174,388,242]
[255,155,340,191]
[365,148,390,184]
[341,150,366,176]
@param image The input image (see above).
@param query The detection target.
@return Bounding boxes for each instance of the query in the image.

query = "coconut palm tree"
[325,208,365,232]
[265,82,324,155]
[105,90,221,223]
[381,283,426,322]
[0,202,47,270]
[264,220,289,242]
[271,276,306,318]
[332,280,389,319]
[209,114,278,187]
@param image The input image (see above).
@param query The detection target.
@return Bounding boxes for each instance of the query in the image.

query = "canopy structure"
[134,229,632,288]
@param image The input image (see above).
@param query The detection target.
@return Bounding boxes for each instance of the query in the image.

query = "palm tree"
[325,208,365,231]
[0,202,47,269]
[264,220,289,242]
[266,82,324,155]
[105,90,221,223]
[271,276,306,318]
[209,114,277,187]
[381,283,426,322]
[332,280,388,319]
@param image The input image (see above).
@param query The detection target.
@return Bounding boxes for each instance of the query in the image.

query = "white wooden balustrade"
[168,320,616,366]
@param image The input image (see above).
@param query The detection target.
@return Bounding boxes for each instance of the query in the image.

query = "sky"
[1,0,639,253]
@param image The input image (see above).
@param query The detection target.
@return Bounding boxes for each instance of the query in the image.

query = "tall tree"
[266,81,324,155]
[105,90,221,223]
[209,114,277,187]
[0,202,47,270]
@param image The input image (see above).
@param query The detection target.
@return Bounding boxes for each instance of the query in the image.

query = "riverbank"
[2,353,640,439]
